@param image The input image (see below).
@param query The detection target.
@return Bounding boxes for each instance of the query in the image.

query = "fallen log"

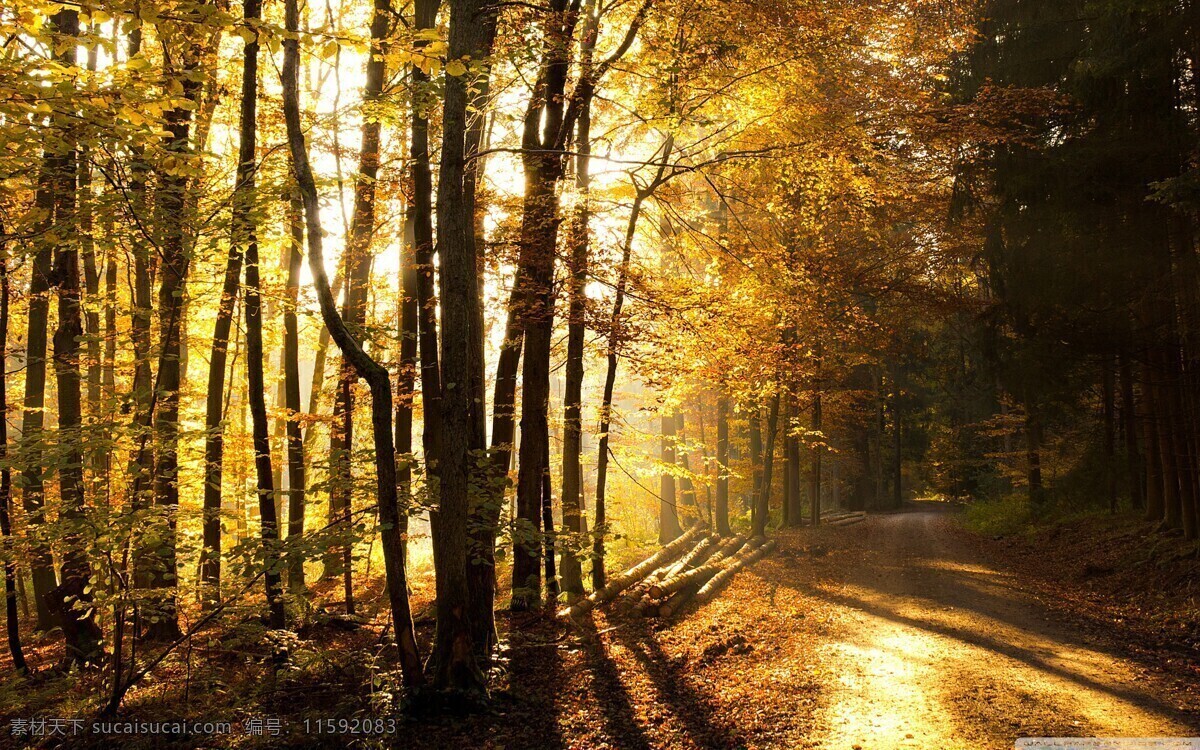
[623,535,718,605]
[693,538,778,606]
[633,532,744,614]
[820,511,857,522]
[828,513,866,528]
[646,535,716,586]
[648,535,755,600]
[560,522,707,618]
[657,537,769,617]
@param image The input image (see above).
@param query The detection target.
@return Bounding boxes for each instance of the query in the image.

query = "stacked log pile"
[559,525,778,620]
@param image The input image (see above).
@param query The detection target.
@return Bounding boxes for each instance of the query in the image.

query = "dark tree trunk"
[542,470,558,601]
[660,412,682,543]
[0,246,26,673]
[140,8,212,639]
[892,390,903,510]
[396,213,418,571]
[1142,364,1165,522]
[200,168,246,606]
[1025,403,1045,511]
[323,0,400,609]
[716,395,731,534]
[511,0,581,609]
[284,190,306,592]
[782,402,793,527]
[48,10,104,661]
[20,163,59,632]
[593,143,671,588]
[412,0,444,492]
[786,401,803,526]
[235,2,286,629]
[748,406,763,514]
[428,0,491,692]
[1103,357,1117,513]
[753,394,780,537]
[810,392,822,525]
[281,0,425,688]
[1119,350,1144,509]
[462,10,501,660]
[558,0,597,600]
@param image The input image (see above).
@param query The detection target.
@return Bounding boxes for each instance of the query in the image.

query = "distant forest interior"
[2,0,1200,746]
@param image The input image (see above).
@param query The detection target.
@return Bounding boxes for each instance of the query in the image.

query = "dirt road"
[417,503,1199,750]
[791,504,1198,748]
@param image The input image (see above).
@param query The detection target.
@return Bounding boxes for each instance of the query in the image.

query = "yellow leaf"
[319,40,339,59]
[446,59,467,77]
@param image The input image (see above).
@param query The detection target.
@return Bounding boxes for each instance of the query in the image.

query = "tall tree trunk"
[427,0,491,692]
[753,394,780,537]
[810,392,822,524]
[464,52,502,662]
[0,246,25,673]
[284,189,306,592]
[322,0,399,607]
[138,4,212,639]
[786,400,803,526]
[748,406,763,515]
[715,395,731,534]
[511,11,574,611]
[412,0,444,488]
[558,0,598,602]
[782,402,793,528]
[1142,363,1166,522]
[200,172,246,606]
[48,8,103,663]
[541,470,558,601]
[21,155,60,632]
[593,138,672,588]
[281,0,424,688]
[1103,357,1117,513]
[660,411,682,543]
[0,245,25,672]
[1025,402,1045,511]
[236,0,286,629]
[892,387,903,509]
[1119,350,1144,509]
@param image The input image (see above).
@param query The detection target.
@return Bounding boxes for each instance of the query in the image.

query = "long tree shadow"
[783,575,1198,728]
[610,621,741,750]
[498,615,569,750]
[574,615,654,750]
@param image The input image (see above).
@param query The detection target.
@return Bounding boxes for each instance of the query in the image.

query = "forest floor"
[408,501,1200,750]
[2,501,1199,748]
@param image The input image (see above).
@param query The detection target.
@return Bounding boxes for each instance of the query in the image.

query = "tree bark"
[462,8,501,661]
[0,245,26,672]
[715,395,731,534]
[593,138,673,588]
[235,0,286,629]
[1119,350,1144,509]
[660,412,682,543]
[412,0,444,493]
[558,0,598,601]
[282,0,424,688]
[428,0,492,692]
[284,189,306,592]
[200,163,246,606]
[47,8,103,663]
[752,394,780,537]
[810,391,822,525]
[511,0,583,610]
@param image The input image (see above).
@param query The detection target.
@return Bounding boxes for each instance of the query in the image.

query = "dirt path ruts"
[794,504,1197,748]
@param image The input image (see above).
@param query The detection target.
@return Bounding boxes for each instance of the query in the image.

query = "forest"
[2,0,1200,746]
